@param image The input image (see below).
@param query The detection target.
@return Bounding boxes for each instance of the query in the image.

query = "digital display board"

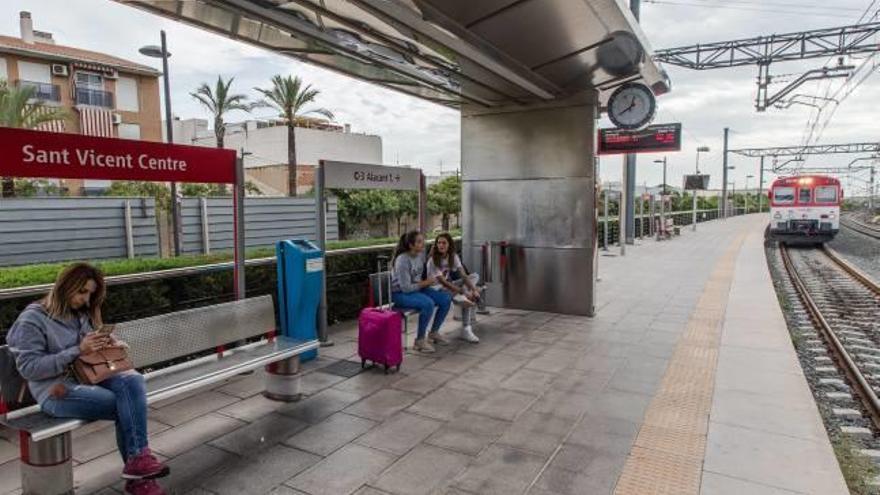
[684,174,711,190]
[597,123,682,155]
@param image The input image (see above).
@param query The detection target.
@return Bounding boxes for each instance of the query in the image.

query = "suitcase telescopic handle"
[377,255,392,308]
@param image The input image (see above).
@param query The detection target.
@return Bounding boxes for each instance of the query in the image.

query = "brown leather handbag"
[72,346,133,385]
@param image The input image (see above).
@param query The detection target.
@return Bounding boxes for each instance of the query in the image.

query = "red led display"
[597,123,682,155]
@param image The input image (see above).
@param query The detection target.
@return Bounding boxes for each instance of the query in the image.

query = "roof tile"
[0,35,159,75]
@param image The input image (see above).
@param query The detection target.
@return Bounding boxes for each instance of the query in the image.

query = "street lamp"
[139,31,181,256]
[693,146,710,231]
[745,174,754,214]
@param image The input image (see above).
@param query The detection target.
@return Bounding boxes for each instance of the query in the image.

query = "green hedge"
[0,237,410,290]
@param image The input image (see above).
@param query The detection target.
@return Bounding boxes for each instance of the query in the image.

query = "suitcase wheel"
[395,365,401,372]
[384,364,389,374]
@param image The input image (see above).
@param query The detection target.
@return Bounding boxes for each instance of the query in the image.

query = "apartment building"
[0,12,162,194]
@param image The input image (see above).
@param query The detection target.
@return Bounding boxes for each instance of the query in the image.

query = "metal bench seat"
[3,335,317,442]
[1,294,318,494]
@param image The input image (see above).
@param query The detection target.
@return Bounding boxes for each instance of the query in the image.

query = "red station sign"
[0,127,237,184]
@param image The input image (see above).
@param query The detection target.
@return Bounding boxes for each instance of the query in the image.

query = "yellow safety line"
[613,232,747,495]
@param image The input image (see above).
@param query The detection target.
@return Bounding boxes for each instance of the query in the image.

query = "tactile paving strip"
[613,233,747,495]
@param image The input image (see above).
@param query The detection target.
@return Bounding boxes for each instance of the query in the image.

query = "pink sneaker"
[124,479,166,495]
[122,448,170,480]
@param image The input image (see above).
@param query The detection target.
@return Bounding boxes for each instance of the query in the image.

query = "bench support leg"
[264,356,303,402]
[20,431,73,495]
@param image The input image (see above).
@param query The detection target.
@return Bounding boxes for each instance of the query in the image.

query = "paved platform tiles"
[0,215,846,494]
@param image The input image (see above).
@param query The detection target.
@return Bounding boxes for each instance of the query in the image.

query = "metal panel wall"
[0,198,159,266]
[180,197,339,254]
[461,92,598,316]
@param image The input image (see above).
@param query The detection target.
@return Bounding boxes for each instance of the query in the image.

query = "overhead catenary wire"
[800,1,880,147]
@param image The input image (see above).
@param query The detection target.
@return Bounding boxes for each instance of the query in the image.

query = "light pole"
[745,174,754,214]
[140,31,180,256]
[694,146,710,231]
[729,180,736,215]
[654,158,668,240]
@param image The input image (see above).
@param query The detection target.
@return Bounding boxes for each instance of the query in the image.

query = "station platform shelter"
[0,214,847,495]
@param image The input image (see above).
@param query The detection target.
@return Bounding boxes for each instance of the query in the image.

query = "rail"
[841,216,880,240]
[780,243,880,430]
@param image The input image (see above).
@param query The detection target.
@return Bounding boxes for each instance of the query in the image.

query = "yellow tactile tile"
[614,447,704,495]
[613,233,747,495]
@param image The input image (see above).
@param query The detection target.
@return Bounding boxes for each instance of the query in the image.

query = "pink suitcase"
[359,259,403,373]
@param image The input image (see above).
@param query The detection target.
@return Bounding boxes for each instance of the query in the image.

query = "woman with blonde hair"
[7,263,168,495]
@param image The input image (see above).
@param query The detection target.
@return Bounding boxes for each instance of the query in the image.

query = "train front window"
[773,187,795,204]
[815,186,837,203]
[799,188,812,204]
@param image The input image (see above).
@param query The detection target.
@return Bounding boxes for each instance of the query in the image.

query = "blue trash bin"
[276,239,323,362]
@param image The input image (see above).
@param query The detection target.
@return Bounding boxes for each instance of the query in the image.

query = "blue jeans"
[41,371,148,462]
[392,288,452,339]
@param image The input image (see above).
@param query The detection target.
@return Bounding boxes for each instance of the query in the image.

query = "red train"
[767,175,842,244]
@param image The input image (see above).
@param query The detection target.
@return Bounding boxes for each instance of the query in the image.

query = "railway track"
[841,214,880,240]
[780,243,880,431]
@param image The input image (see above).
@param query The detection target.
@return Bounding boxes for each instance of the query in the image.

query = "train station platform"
[0,215,848,495]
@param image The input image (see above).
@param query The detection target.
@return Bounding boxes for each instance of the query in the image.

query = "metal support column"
[623,0,640,246]
[722,127,730,218]
[871,166,876,213]
[758,156,765,213]
[315,163,332,346]
[625,154,636,245]
[620,158,627,255]
[233,155,245,300]
[603,190,609,251]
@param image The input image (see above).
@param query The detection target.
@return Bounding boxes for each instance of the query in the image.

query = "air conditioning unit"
[111,113,122,125]
[51,64,69,76]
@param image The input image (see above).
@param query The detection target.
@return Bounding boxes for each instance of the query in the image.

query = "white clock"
[607,82,656,130]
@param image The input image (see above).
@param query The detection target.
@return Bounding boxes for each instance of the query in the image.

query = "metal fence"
[0,197,159,266]
[180,197,339,255]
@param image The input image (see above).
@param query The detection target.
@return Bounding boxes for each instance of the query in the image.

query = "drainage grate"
[320,359,365,378]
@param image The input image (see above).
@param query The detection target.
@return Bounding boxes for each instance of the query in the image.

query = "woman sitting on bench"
[7,263,168,495]
[391,230,452,353]
[426,232,482,343]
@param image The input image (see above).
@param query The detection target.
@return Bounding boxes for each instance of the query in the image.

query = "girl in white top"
[425,232,482,343]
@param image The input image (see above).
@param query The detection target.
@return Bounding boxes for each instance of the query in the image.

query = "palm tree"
[0,80,68,197]
[191,76,252,195]
[254,75,333,196]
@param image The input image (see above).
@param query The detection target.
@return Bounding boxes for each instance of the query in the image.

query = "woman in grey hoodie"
[7,263,168,495]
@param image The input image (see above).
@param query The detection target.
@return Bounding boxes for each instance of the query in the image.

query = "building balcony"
[75,86,113,108]
[17,80,61,102]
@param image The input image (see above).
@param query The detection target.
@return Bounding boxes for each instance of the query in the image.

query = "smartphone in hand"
[96,324,116,335]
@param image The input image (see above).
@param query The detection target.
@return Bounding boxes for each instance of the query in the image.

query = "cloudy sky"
[1,0,878,194]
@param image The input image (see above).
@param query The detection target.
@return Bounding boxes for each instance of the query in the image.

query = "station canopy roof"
[118,0,670,109]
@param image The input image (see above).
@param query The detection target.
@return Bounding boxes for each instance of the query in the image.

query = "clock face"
[608,83,656,130]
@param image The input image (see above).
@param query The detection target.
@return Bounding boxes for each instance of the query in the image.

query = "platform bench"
[0,294,318,495]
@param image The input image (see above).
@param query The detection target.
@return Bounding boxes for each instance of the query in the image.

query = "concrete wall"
[0,197,160,266]
[191,124,383,168]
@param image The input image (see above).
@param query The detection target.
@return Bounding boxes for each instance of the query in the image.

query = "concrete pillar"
[461,92,598,316]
